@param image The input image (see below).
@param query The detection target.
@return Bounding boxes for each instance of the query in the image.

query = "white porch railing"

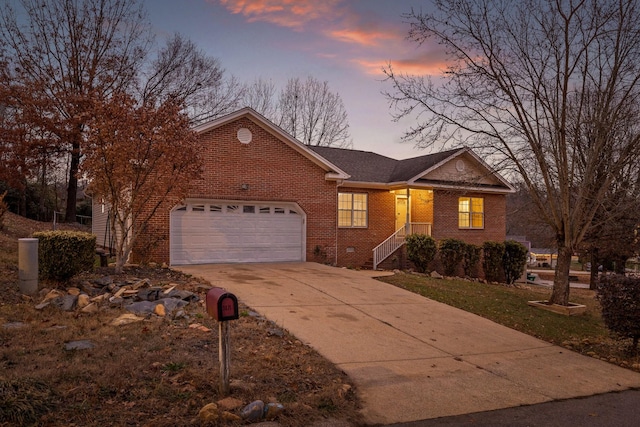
[372,223,432,270]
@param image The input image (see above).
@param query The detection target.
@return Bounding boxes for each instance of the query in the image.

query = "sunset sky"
[149,0,446,159]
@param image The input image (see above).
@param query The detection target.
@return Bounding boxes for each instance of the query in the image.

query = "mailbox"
[206,287,239,321]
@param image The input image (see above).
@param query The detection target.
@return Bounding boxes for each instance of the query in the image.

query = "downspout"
[406,185,411,234]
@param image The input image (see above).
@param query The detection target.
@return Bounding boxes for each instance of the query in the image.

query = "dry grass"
[0,212,362,427]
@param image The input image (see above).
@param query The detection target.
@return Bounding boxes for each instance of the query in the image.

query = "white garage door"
[170,201,305,265]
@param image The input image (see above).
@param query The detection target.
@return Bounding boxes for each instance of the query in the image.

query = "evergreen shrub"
[439,238,465,276]
[597,274,640,353]
[405,234,437,273]
[33,230,96,280]
[462,243,481,278]
[503,240,528,284]
[482,241,505,282]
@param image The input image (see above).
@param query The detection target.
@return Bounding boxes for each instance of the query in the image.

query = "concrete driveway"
[176,262,640,425]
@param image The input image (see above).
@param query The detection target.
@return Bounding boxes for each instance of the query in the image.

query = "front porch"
[373,222,433,270]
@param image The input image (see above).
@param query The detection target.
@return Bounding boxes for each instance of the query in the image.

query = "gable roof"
[193,108,350,181]
[193,107,513,193]
[310,146,514,193]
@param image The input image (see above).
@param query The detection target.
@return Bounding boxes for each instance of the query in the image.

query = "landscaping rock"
[166,288,199,301]
[34,301,51,310]
[197,402,219,423]
[108,296,124,306]
[81,302,99,313]
[59,294,77,311]
[154,304,166,316]
[64,340,94,351]
[430,271,443,279]
[2,321,27,330]
[217,396,244,411]
[131,278,150,290]
[241,400,265,422]
[77,293,90,308]
[67,287,80,296]
[94,276,113,287]
[268,327,284,337]
[157,297,188,312]
[221,411,242,422]
[43,289,65,301]
[264,402,284,420]
[112,313,144,326]
[137,287,162,301]
[126,300,156,315]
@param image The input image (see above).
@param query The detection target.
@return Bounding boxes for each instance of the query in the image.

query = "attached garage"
[170,201,306,265]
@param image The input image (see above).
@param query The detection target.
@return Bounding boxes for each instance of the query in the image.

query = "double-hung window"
[338,193,368,227]
[459,197,484,229]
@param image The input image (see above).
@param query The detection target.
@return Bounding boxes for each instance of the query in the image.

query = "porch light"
[241,183,249,190]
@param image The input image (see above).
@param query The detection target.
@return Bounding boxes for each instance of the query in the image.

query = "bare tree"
[506,182,555,249]
[0,2,239,222]
[384,0,640,305]
[581,163,640,288]
[0,0,151,222]
[141,34,243,124]
[242,78,278,119]
[277,76,351,148]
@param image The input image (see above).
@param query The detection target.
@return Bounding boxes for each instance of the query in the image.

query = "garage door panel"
[170,202,304,265]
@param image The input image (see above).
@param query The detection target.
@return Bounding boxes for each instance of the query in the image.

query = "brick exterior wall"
[431,189,506,245]
[137,116,338,265]
[410,189,434,224]
[131,115,508,269]
[337,187,395,268]
[372,189,506,272]
[335,188,507,269]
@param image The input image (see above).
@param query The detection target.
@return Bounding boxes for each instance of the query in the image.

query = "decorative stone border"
[527,300,587,316]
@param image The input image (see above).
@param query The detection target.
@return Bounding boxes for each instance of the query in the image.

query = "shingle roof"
[308,146,398,182]
[309,146,464,184]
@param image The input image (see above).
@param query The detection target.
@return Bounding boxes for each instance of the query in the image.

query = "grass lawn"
[378,273,640,371]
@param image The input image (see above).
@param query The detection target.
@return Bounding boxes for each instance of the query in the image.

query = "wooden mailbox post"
[206,288,239,396]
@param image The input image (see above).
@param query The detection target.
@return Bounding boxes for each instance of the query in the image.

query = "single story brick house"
[92,107,514,269]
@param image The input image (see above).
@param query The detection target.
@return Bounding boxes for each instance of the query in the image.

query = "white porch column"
[405,186,411,234]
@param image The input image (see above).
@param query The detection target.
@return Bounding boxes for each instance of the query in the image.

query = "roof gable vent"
[237,128,252,144]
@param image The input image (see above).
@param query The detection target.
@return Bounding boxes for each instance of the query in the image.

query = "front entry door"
[395,196,407,232]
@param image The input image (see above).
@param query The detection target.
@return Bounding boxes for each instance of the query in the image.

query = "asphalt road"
[387,389,640,427]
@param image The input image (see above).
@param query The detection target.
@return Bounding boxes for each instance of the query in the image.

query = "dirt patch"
[0,213,363,426]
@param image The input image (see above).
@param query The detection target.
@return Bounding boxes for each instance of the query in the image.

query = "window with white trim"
[459,197,484,229]
[338,192,368,227]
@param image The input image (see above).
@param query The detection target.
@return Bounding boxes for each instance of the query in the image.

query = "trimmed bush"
[439,238,465,276]
[503,240,528,285]
[482,241,505,282]
[33,231,96,280]
[406,234,437,273]
[597,274,640,352]
[462,243,481,278]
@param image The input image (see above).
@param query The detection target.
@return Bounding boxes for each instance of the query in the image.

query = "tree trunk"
[549,245,572,305]
[65,141,80,223]
[589,251,599,290]
[39,161,46,221]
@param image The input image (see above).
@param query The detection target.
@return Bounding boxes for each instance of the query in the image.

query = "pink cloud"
[217,0,342,30]
[353,55,450,77]
[213,1,450,78]
[327,27,397,47]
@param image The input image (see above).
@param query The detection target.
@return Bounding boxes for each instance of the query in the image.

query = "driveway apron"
[176,262,640,425]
